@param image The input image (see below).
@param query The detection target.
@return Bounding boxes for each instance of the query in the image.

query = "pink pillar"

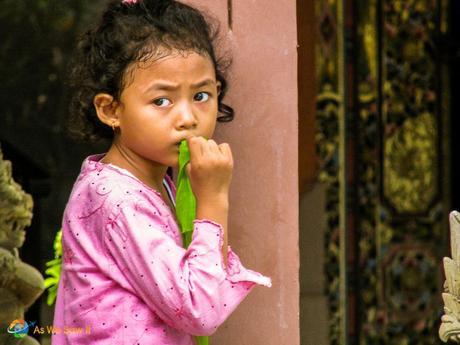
[184,1,299,344]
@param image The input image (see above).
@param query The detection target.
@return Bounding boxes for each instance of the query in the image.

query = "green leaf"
[175,141,209,344]
[44,229,62,306]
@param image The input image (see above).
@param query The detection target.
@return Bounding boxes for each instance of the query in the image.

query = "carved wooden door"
[315,0,453,343]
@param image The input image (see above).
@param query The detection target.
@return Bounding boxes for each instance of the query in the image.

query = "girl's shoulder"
[69,154,168,215]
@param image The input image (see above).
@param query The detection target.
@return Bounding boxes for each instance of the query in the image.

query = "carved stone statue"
[0,144,44,345]
[440,211,460,343]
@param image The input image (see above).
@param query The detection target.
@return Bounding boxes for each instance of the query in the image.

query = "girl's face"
[115,51,220,168]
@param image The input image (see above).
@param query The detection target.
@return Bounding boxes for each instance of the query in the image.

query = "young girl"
[52,0,271,344]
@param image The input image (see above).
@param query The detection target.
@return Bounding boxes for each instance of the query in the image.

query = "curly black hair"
[67,0,233,142]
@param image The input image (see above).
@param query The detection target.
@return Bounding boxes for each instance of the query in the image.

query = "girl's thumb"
[186,162,192,176]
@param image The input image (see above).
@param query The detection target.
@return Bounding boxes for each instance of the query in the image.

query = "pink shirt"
[52,154,271,344]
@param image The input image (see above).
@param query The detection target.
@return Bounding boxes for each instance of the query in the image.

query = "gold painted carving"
[383,112,437,213]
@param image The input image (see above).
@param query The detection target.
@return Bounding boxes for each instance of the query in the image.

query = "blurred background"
[298,0,460,344]
[0,1,108,343]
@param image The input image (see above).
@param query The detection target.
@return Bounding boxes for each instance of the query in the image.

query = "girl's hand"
[187,136,231,266]
[186,137,233,205]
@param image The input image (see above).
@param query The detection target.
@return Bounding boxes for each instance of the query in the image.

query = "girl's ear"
[93,93,121,128]
[216,81,222,96]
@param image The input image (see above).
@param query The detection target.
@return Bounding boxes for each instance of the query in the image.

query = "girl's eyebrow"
[145,79,216,93]
[146,83,178,92]
[191,79,215,89]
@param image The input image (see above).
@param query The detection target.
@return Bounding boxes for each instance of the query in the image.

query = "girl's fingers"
[218,143,233,164]
[205,139,219,155]
[187,137,204,160]
[187,137,232,162]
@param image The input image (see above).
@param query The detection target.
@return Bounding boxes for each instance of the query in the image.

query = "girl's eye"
[153,98,172,107]
[194,92,210,102]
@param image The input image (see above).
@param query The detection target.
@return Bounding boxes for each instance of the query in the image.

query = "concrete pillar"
[185,0,300,344]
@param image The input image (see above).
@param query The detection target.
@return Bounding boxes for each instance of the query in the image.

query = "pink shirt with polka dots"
[52,154,271,345]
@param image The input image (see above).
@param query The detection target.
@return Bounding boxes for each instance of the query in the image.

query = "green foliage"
[44,229,62,306]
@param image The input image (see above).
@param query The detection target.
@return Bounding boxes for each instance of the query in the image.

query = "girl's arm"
[187,137,233,267]
[103,192,271,337]
[196,194,228,267]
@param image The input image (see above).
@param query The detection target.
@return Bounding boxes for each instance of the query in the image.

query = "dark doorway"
[450,0,460,211]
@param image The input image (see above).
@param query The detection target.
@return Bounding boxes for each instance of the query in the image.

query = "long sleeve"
[103,196,271,336]
[52,155,271,345]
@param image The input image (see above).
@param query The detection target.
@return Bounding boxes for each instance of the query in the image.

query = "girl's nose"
[177,103,198,129]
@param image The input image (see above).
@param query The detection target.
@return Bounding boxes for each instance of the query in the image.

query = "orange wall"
[185,1,300,344]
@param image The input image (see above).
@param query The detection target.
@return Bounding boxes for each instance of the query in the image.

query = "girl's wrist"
[196,195,229,223]
[196,193,229,208]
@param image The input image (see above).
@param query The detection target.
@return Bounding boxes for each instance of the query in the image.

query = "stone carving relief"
[0,144,44,345]
[440,211,460,343]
